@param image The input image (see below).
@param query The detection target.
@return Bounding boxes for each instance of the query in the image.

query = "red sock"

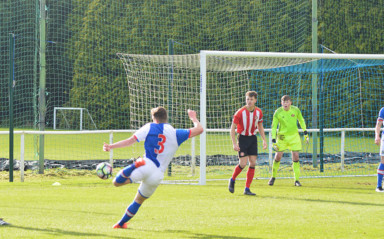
[231,165,243,180]
[246,167,255,188]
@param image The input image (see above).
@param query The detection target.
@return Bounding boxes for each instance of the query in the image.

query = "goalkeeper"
[268,95,309,187]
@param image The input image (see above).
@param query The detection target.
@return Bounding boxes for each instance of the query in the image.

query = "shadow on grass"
[251,178,377,193]
[284,182,377,192]
[6,225,131,239]
[0,205,112,216]
[6,225,260,239]
[134,228,261,239]
[259,194,384,207]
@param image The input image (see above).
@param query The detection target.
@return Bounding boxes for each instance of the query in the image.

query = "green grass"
[1,172,383,238]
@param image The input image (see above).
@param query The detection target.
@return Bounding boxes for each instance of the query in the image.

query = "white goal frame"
[198,51,384,185]
[53,107,97,130]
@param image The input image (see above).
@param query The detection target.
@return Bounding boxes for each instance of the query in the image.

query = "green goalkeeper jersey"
[271,105,306,140]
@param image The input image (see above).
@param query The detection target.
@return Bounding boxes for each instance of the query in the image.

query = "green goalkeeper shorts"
[276,133,302,152]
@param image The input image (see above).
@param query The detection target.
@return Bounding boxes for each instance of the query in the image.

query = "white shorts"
[380,136,384,156]
[130,158,164,198]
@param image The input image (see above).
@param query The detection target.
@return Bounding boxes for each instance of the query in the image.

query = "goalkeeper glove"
[304,131,309,144]
[272,139,279,151]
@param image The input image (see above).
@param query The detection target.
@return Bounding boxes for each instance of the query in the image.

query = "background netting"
[0,0,383,181]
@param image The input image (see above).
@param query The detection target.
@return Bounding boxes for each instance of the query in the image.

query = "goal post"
[118,51,384,185]
[199,52,207,185]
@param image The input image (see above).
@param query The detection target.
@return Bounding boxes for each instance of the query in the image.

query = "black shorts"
[237,134,258,157]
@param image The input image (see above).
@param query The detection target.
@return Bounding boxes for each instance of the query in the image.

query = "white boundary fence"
[0,128,377,183]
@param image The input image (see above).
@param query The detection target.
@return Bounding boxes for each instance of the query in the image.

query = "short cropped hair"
[246,91,258,99]
[151,106,168,123]
[281,95,291,102]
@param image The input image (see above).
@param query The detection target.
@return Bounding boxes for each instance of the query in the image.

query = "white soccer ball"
[96,162,113,179]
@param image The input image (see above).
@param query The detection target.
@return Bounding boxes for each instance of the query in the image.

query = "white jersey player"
[103,107,203,228]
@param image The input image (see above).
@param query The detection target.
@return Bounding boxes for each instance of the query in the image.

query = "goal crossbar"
[201,51,384,60]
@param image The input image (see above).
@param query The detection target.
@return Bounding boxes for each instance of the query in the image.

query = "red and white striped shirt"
[233,106,263,136]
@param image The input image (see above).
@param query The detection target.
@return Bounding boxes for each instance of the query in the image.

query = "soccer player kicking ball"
[374,107,384,192]
[228,91,267,196]
[269,95,309,187]
[103,107,203,228]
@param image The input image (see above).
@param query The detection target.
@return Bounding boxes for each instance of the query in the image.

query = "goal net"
[117,51,384,184]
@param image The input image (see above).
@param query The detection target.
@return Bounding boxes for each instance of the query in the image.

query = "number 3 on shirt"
[154,134,166,154]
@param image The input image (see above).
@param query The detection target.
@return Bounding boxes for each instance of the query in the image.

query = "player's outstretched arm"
[188,109,204,138]
[103,136,137,152]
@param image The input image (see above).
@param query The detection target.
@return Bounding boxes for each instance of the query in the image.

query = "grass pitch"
[0,172,383,239]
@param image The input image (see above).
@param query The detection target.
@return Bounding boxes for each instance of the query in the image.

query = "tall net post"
[8,33,15,182]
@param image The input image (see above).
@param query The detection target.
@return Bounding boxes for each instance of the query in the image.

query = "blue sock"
[245,187,250,191]
[377,163,384,188]
[115,164,137,184]
[118,201,141,226]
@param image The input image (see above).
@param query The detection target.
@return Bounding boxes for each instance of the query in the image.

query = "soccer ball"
[96,162,113,179]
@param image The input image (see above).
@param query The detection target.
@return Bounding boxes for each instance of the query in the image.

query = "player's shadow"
[3,205,111,216]
[259,194,384,207]
[294,184,376,192]
[7,225,131,239]
[135,228,261,239]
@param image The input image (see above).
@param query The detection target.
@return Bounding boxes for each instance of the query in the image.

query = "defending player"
[103,107,203,228]
[268,95,309,187]
[374,107,384,192]
[228,91,267,196]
